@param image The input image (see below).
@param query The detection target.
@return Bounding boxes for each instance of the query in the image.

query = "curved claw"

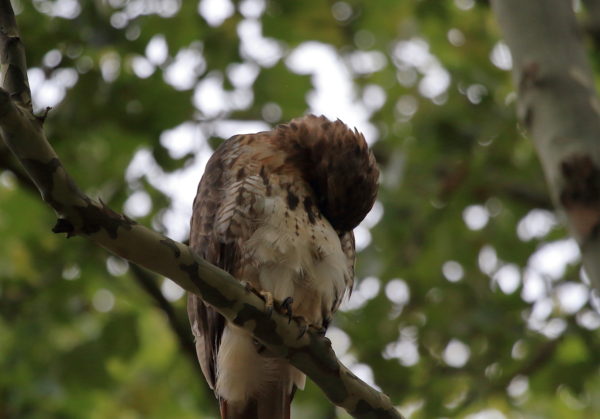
[310,323,327,337]
[297,324,308,340]
[280,296,294,323]
[293,316,309,339]
[293,316,329,339]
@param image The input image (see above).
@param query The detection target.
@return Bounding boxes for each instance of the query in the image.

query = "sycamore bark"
[0,1,403,418]
[492,0,600,291]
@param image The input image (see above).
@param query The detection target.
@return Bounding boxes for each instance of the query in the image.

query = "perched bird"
[187,114,379,419]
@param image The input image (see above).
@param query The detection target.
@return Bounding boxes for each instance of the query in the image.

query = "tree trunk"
[492,0,600,291]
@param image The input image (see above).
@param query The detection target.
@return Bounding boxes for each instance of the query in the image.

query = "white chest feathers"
[246,193,350,325]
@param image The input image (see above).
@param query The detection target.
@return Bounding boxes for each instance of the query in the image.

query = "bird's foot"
[277,296,294,323]
[314,317,330,337]
[292,316,309,339]
[242,280,259,296]
[259,290,274,317]
[241,282,274,317]
[291,316,329,339]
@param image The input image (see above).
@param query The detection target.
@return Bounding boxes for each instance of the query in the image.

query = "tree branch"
[0,1,403,417]
[447,335,562,417]
[0,143,37,191]
[0,0,30,109]
[491,0,600,292]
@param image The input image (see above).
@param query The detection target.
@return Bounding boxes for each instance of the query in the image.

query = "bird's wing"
[187,134,266,390]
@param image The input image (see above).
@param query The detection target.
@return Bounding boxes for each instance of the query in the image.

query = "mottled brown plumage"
[187,115,378,419]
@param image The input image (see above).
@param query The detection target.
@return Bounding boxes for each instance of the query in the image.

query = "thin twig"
[128,265,200,365]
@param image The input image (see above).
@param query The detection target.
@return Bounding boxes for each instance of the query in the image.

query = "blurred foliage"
[1,0,599,418]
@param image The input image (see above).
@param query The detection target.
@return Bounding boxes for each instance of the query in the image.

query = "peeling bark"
[0,1,403,417]
[492,0,600,291]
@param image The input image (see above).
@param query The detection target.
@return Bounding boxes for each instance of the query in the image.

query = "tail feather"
[219,383,294,419]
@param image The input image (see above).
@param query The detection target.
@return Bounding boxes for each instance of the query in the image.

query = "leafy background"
[1,0,599,418]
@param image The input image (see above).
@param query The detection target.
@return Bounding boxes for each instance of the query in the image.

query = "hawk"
[187,115,379,419]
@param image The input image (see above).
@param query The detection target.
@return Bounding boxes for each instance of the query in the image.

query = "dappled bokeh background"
[1,0,599,418]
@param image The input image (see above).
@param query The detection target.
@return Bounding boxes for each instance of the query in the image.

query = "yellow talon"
[259,290,274,316]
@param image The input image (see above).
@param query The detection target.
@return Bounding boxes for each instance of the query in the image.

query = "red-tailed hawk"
[187,115,378,419]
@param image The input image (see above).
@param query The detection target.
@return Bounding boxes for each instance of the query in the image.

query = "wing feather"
[187,135,266,391]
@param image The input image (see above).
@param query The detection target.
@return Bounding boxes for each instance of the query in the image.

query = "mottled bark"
[0,1,402,417]
[492,0,600,291]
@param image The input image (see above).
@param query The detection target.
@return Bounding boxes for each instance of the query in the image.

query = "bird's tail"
[219,383,295,419]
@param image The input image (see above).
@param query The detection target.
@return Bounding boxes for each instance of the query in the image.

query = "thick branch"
[0,142,36,191]
[492,0,600,292]
[0,0,30,109]
[0,3,403,418]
